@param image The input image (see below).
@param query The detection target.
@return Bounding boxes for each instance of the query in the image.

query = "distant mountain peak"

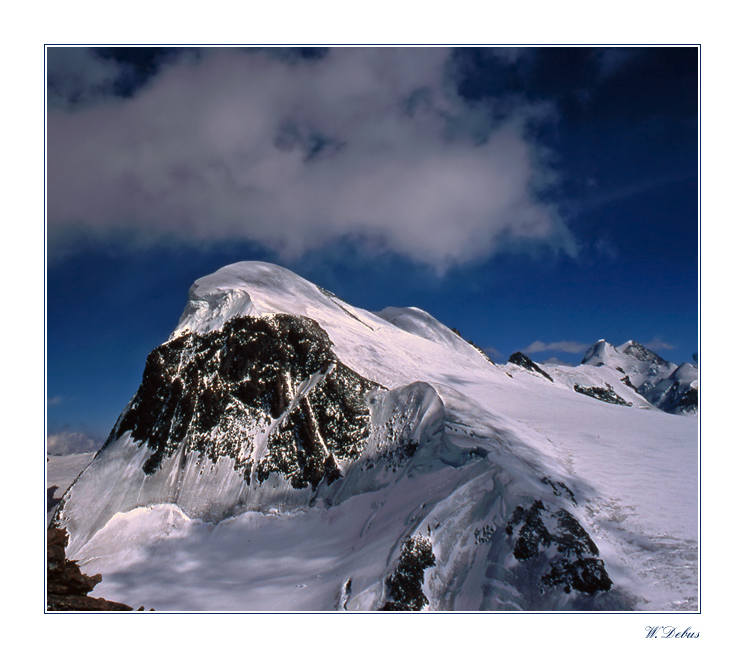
[580,339,617,366]
[508,351,554,382]
[617,340,670,366]
[574,337,694,415]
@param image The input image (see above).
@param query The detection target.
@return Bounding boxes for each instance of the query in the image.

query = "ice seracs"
[49,262,698,612]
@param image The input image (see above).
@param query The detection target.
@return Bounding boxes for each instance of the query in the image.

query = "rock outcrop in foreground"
[47,528,136,611]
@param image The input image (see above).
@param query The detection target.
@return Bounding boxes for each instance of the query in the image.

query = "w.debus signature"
[645,626,699,639]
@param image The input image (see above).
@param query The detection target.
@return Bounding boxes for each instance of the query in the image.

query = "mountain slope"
[646,362,699,414]
[576,339,696,414]
[50,262,698,611]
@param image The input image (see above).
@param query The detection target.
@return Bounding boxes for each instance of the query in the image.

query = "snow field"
[54,262,698,611]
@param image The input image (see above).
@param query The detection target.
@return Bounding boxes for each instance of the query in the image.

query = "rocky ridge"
[47,528,136,611]
[110,313,377,490]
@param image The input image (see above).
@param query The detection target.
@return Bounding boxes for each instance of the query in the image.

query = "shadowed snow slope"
[51,262,698,612]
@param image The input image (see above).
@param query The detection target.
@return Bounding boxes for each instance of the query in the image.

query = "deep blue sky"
[46,46,698,453]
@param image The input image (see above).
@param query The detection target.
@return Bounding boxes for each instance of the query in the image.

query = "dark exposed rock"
[450,327,495,365]
[621,341,670,366]
[657,381,698,415]
[541,476,577,505]
[506,500,553,560]
[364,438,418,473]
[474,521,499,545]
[339,578,353,610]
[466,339,495,365]
[668,385,698,414]
[620,375,638,392]
[573,384,632,406]
[505,500,612,597]
[47,528,134,611]
[47,486,62,513]
[541,557,613,595]
[316,286,376,331]
[380,535,436,611]
[508,352,554,382]
[110,314,380,490]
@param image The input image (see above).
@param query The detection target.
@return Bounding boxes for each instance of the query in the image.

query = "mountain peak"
[580,339,617,366]
[50,262,698,612]
[171,261,337,338]
[507,351,554,382]
[617,340,670,366]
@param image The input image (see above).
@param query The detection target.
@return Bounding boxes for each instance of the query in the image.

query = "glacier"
[49,261,699,612]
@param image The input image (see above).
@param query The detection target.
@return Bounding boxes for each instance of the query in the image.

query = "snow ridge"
[51,262,698,612]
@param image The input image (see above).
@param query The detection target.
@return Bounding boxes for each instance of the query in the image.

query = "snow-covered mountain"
[645,363,699,415]
[574,339,697,414]
[50,262,699,612]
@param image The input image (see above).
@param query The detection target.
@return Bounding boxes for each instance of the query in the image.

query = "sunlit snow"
[50,262,698,612]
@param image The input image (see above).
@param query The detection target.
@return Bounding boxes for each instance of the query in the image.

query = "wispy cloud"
[564,172,696,218]
[47,48,576,270]
[483,346,503,361]
[521,340,588,354]
[47,430,104,456]
[645,337,675,351]
[542,356,573,366]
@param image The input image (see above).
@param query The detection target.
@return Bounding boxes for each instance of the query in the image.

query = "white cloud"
[542,356,573,366]
[521,340,589,354]
[484,346,503,361]
[47,430,104,456]
[645,337,675,351]
[47,48,576,270]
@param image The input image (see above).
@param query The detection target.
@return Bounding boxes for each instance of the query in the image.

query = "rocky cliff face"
[111,313,377,490]
[47,528,134,611]
[51,310,450,555]
[573,384,633,406]
[506,499,613,596]
[508,351,554,382]
[619,340,672,367]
